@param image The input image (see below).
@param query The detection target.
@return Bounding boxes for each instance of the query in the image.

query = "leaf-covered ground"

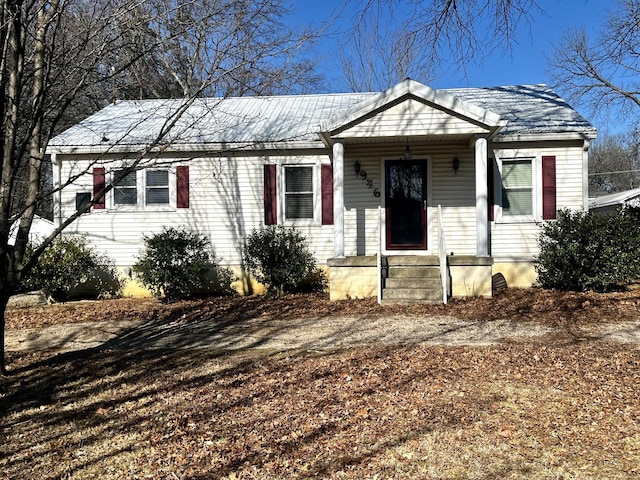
[2,289,640,479]
[6,287,640,331]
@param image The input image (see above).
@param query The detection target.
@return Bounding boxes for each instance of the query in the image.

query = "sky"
[292,0,616,130]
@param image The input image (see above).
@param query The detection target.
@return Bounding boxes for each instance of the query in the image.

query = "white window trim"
[495,154,542,224]
[109,166,177,212]
[278,161,321,226]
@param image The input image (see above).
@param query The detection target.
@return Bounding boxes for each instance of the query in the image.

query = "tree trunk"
[0,289,10,375]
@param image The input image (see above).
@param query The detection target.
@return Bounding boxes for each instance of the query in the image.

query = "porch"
[328,254,493,303]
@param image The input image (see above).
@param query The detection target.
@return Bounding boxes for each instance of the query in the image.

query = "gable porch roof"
[321,78,505,143]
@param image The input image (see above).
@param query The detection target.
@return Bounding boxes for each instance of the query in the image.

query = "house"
[47,79,597,302]
[589,188,640,215]
[9,215,54,245]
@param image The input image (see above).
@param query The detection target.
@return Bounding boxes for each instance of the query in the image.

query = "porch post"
[333,140,345,258]
[475,136,489,257]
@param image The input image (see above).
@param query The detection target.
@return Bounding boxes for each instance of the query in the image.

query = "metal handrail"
[377,205,382,304]
[437,204,449,304]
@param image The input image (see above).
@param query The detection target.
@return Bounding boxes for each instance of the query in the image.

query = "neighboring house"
[47,79,597,303]
[9,215,54,245]
[589,188,640,215]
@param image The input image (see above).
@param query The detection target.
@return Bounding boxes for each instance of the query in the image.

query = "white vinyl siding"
[491,144,586,259]
[337,99,490,138]
[58,154,334,268]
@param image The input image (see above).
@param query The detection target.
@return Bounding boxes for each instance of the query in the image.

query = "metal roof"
[589,188,640,209]
[48,82,596,151]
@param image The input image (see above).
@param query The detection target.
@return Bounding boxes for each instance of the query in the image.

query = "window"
[145,170,169,205]
[501,159,533,217]
[75,192,91,212]
[284,166,313,220]
[264,162,330,225]
[114,170,137,205]
[93,166,188,211]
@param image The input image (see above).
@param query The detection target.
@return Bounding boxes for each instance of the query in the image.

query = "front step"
[381,260,444,305]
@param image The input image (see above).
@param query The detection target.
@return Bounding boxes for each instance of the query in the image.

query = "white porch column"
[333,140,345,258]
[475,136,489,257]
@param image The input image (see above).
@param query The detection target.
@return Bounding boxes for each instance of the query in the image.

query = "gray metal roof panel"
[49,84,595,149]
[444,84,596,136]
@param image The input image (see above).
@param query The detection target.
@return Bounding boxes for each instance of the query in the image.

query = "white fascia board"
[47,140,327,156]
[493,131,598,143]
[321,78,503,134]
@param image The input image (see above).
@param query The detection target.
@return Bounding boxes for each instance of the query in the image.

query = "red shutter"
[264,164,277,225]
[321,164,334,225]
[93,167,105,209]
[542,156,556,220]
[488,158,495,221]
[176,165,189,208]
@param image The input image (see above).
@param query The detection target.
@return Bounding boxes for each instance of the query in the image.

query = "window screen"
[114,170,137,205]
[502,159,533,216]
[146,170,169,205]
[285,166,313,219]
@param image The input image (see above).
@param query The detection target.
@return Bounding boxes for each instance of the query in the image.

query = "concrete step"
[382,286,443,304]
[384,277,442,289]
[386,256,440,267]
[381,261,444,304]
[387,266,441,280]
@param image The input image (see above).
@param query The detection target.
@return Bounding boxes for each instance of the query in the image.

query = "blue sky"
[292,0,615,130]
[294,0,608,89]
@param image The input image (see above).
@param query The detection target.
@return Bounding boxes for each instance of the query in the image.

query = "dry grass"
[2,341,640,479]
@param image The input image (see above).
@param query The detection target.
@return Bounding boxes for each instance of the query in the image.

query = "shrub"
[536,209,640,292]
[133,227,234,302]
[21,235,123,301]
[243,225,327,297]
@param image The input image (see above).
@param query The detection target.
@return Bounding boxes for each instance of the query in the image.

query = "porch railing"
[437,204,449,304]
[377,205,382,304]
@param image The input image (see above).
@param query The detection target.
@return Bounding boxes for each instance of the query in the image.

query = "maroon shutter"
[542,156,556,219]
[176,165,189,208]
[488,158,495,221]
[93,167,105,209]
[264,164,277,225]
[321,164,334,225]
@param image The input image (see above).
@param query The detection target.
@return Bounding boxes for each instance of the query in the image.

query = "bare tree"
[340,0,542,91]
[0,0,320,374]
[548,0,640,128]
[589,131,640,195]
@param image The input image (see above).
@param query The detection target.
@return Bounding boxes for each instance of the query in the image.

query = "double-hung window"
[501,158,533,218]
[114,170,138,206]
[496,153,557,222]
[284,165,314,220]
[145,170,170,205]
[112,168,172,208]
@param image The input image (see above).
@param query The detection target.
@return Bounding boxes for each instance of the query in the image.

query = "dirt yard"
[5,288,640,352]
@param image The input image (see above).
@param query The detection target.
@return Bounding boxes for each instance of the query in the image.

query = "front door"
[385,160,428,250]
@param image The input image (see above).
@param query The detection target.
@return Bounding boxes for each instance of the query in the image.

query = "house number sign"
[357,169,381,197]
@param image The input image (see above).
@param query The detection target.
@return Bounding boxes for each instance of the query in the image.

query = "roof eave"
[47,140,327,156]
[493,130,598,143]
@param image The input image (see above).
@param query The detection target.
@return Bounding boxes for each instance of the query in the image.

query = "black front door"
[385,160,428,249]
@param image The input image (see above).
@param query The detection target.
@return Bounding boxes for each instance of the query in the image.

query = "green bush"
[243,225,327,297]
[133,227,235,302]
[536,209,640,292]
[21,235,123,301]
